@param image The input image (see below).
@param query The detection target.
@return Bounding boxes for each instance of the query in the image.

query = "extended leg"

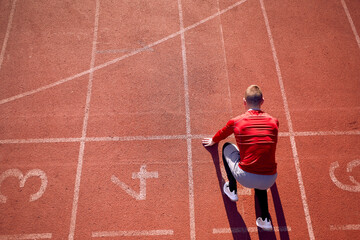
[255,188,270,220]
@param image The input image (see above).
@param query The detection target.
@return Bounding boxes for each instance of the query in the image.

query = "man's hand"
[202,138,215,147]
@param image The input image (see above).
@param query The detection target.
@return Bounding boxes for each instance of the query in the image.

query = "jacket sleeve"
[212,119,234,143]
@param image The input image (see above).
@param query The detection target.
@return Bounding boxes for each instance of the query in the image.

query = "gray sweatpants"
[223,143,277,190]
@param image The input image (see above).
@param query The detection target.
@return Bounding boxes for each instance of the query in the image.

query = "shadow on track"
[254,182,290,239]
[204,144,290,240]
[204,143,250,240]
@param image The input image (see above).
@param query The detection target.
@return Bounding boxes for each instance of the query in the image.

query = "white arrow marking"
[329,160,360,192]
[0,169,48,203]
[111,165,158,200]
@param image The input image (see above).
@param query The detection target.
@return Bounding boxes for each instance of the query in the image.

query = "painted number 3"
[0,169,48,203]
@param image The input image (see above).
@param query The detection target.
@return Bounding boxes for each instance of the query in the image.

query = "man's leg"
[222,142,237,193]
[255,188,270,220]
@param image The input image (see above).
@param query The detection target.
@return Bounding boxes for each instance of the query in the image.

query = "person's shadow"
[204,144,290,240]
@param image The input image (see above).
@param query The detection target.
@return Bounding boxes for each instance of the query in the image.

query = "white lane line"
[0,69,92,105]
[92,229,174,237]
[68,1,100,239]
[330,224,360,231]
[0,137,82,144]
[0,0,248,106]
[86,135,188,142]
[341,0,360,50]
[0,0,18,71]
[177,0,196,239]
[293,130,360,136]
[259,0,315,239]
[0,130,359,144]
[0,233,52,240]
[213,226,291,233]
[216,0,233,113]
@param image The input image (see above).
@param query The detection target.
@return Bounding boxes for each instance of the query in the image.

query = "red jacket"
[213,110,279,175]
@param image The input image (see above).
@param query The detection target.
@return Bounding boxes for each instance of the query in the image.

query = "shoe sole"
[256,221,273,231]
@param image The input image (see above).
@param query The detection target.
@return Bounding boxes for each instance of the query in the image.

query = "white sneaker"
[223,182,238,202]
[256,217,273,231]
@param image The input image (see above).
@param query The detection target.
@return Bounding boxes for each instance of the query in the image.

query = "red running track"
[0,0,359,239]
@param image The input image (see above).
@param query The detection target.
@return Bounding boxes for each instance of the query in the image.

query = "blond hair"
[245,85,263,105]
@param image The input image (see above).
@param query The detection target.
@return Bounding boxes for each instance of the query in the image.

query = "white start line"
[0,233,52,240]
[91,229,174,238]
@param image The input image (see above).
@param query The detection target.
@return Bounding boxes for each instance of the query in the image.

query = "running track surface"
[0,0,359,239]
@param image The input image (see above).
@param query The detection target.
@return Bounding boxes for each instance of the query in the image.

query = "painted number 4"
[0,169,48,203]
[111,165,158,200]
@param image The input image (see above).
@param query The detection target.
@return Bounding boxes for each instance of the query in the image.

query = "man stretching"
[202,85,279,231]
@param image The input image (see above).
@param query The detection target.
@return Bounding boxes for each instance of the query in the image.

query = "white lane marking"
[0,169,47,203]
[86,135,187,142]
[0,130,359,144]
[0,137,82,144]
[259,0,315,239]
[330,224,360,231]
[216,0,233,113]
[111,165,158,200]
[177,0,196,239]
[341,0,360,50]
[96,48,153,54]
[96,41,154,54]
[92,230,174,237]
[329,160,360,192]
[0,233,52,240]
[213,226,291,233]
[0,0,248,106]
[0,135,187,144]
[0,69,92,105]
[293,130,360,137]
[0,0,18,71]
[68,1,100,239]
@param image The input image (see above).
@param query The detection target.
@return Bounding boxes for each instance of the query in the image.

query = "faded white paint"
[111,165,158,200]
[92,229,173,238]
[330,160,360,192]
[0,169,47,203]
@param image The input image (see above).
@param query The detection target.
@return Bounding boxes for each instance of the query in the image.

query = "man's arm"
[202,119,234,147]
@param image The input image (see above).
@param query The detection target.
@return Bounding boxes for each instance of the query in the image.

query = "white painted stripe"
[0,137,82,144]
[86,135,188,142]
[177,0,196,239]
[216,0,233,113]
[96,47,154,54]
[0,135,188,144]
[259,0,315,239]
[0,130,359,144]
[0,233,52,240]
[294,130,360,136]
[92,230,174,237]
[0,69,93,105]
[68,1,100,239]
[0,0,17,71]
[278,132,290,137]
[0,0,248,106]
[330,224,360,231]
[213,226,291,233]
[341,0,360,50]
